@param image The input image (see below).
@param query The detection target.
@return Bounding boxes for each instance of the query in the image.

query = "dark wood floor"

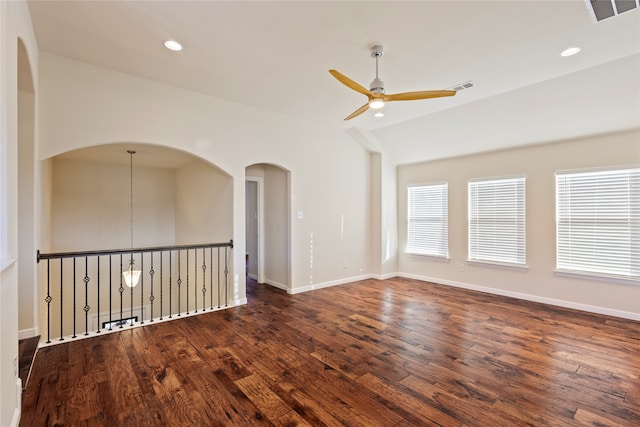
[21,277,640,426]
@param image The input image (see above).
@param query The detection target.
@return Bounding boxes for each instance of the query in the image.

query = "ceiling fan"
[329,45,456,120]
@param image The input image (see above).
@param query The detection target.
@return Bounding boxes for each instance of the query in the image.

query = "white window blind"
[407,183,449,258]
[468,177,526,265]
[556,167,639,281]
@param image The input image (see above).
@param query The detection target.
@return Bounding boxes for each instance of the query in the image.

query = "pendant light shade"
[123,150,141,288]
[123,266,141,288]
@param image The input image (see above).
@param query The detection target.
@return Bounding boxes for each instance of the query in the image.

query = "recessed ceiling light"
[374,112,384,118]
[163,40,183,51]
[560,47,580,57]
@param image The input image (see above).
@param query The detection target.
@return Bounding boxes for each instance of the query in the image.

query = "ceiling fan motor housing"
[370,77,385,95]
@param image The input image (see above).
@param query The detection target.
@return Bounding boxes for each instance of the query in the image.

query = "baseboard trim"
[289,274,373,294]
[37,298,247,348]
[264,279,288,292]
[18,328,38,340]
[11,378,21,427]
[397,272,640,321]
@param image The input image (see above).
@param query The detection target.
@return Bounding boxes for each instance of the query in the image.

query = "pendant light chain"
[127,150,136,266]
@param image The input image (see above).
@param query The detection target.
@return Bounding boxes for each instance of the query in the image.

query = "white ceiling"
[27,1,640,165]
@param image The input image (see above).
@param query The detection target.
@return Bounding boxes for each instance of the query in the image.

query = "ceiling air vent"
[585,0,638,22]
[447,81,475,92]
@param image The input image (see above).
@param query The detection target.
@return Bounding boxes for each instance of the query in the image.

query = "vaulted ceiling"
[28,1,640,165]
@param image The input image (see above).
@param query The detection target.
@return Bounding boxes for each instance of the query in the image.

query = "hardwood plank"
[21,277,640,426]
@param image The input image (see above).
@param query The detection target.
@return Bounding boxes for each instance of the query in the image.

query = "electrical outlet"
[459,264,465,272]
[343,261,348,269]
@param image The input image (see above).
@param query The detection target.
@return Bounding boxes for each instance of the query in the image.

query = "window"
[468,176,526,266]
[556,167,639,281]
[407,183,448,258]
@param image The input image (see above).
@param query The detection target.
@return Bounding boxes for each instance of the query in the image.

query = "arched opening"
[17,38,37,340]
[245,163,290,292]
[42,142,234,337]
[49,142,232,252]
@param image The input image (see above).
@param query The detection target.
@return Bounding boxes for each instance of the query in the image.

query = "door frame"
[245,176,265,284]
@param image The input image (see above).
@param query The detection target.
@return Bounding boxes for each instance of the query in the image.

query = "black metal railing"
[37,240,233,344]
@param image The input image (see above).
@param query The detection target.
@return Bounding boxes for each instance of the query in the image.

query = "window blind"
[407,183,448,258]
[556,167,639,280]
[468,177,526,265]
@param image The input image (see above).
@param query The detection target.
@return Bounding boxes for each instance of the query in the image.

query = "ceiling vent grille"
[447,81,475,92]
[585,0,638,22]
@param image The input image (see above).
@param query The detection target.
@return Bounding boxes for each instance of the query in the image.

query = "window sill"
[554,269,639,286]
[467,259,528,271]
[406,252,450,262]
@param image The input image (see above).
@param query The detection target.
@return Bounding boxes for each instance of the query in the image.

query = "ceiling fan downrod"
[370,45,384,95]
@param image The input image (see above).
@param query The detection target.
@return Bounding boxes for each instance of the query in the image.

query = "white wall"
[397,130,640,319]
[0,1,39,425]
[18,89,35,334]
[175,160,233,245]
[263,165,289,287]
[38,53,372,299]
[52,158,176,252]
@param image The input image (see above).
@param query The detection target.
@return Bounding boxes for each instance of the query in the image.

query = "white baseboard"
[37,298,248,348]
[370,272,398,280]
[288,273,373,294]
[18,328,38,340]
[397,272,640,321]
[264,279,288,292]
[11,378,21,427]
[248,273,257,281]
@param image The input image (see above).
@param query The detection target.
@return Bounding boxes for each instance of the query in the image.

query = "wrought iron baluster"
[83,257,90,336]
[129,252,134,327]
[177,250,182,317]
[96,256,100,333]
[202,247,206,312]
[149,252,155,322]
[186,250,190,314]
[119,254,124,329]
[140,252,144,325]
[59,259,64,341]
[194,249,198,313]
[45,259,51,344]
[210,247,213,310]
[217,248,221,309]
[72,257,77,338]
[159,250,163,320]
[108,256,113,331]
[169,250,173,319]
[224,246,229,307]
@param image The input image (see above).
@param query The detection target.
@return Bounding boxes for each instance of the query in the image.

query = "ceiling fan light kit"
[329,45,457,120]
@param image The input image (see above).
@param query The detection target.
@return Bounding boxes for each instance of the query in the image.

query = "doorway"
[245,177,264,283]
[245,164,290,291]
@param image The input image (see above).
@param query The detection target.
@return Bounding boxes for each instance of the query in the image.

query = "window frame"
[555,165,639,284]
[467,175,527,268]
[406,182,449,259]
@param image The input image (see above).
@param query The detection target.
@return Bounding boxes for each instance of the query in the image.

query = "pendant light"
[123,150,141,288]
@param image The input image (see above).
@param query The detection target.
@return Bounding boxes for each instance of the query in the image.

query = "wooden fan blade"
[329,70,372,96]
[385,90,456,102]
[344,103,370,121]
